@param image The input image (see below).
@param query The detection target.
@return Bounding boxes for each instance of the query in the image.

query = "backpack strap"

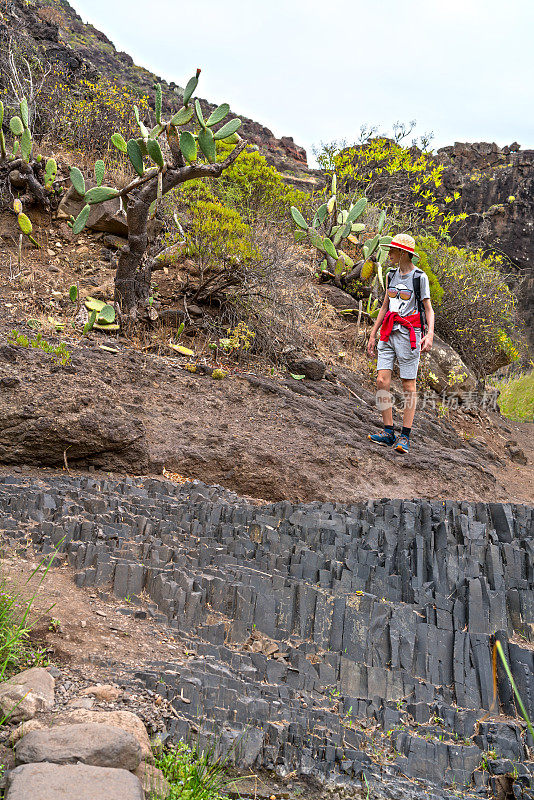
[385,267,398,291]
[412,268,427,335]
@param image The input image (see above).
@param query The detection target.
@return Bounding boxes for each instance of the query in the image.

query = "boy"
[366,233,434,454]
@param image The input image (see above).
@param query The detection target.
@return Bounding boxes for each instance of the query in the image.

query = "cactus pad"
[17,213,32,235]
[111,133,128,153]
[21,128,32,162]
[179,131,197,163]
[19,98,29,129]
[147,138,165,168]
[9,116,24,136]
[194,99,206,128]
[69,167,86,197]
[84,187,120,204]
[94,160,105,187]
[290,206,308,230]
[71,204,91,235]
[97,304,116,324]
[183,70,200,106]
[126,139,144,176]
[198,128,216,163]
[213,118,242,140]
[207,103,230,127]
[170,106,195,126]
[346,198,368,224]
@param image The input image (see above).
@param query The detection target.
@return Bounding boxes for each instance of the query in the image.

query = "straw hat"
[383,233,416,254]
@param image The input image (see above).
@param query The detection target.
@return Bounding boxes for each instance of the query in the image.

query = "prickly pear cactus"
[290,173,393,301]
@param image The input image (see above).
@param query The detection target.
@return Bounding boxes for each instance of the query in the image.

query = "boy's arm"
[367,294,389,356]
[421,297,434,352]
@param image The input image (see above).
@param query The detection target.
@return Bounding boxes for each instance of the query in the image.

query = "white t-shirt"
[387,267,430,333]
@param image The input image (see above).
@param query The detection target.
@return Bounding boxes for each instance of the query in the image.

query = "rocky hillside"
[0,0,319,190]
[2,1,532,338]
[437,142,534,345]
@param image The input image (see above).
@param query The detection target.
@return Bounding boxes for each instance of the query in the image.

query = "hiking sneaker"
[394,434,410,453]
[368,431,396,447]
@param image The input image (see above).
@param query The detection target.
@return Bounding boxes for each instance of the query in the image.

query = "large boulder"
[5,763,143,800]
[318,284,362,311]
[426,335,477,398]
[11,710,154,764]
[15,723,141,770]
[0,668,54,723]
[58,184,128,236]
[285,355,326,381]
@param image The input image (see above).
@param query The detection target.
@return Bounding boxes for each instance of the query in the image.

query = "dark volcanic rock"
[436,142,534,346]
[285,355,326,380]
[1,475,533,798]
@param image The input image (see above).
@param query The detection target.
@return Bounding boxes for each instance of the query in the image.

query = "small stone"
[80,684,122,702]
[0,667,55,723]
[285,356,326,381]
[81,620,87,628]
[66,697,94,709]
[47,249,56,257]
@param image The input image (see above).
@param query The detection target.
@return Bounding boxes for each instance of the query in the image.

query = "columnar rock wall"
[1,476,533,798]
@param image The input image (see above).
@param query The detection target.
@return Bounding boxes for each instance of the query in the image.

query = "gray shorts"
[376,329,421,379]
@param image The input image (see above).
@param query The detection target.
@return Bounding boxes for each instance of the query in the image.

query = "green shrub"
[212,143,312,222]
[0,549,60,683]
[164,181,260,303]
[7,330,71,365]
[155,740,230,800]
[413,239,444,307]
[492,369,534,421]
[415,236,521,376]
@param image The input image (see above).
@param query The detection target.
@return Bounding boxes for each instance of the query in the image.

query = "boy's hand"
[421,333,433,353]
[367,334,376,357]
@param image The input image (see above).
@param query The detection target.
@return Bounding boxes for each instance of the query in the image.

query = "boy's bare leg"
[401,378,417,428]
[376,369,393,426]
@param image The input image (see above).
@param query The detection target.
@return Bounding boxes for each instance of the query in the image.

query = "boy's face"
[389,248,402,265]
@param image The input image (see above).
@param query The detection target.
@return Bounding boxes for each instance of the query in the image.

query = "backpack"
[385,267,427,336]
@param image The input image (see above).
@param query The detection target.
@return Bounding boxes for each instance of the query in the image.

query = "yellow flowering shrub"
[211,142,312,222]
[37,65,149,154]
[316,138,468,239]
[417,236,522,376]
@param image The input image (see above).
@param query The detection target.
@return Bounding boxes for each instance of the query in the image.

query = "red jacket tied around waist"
[379,311,421,349]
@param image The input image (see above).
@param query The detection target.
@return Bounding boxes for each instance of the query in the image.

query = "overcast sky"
[69,0,533,166]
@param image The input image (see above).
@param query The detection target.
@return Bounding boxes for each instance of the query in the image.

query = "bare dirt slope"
[0,327,531,505]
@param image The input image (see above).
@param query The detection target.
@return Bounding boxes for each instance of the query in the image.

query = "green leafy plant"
[417,236,522,376]
[7,330,71,365]
[495,640,534,742]
[491,368,534,422]
[168,181,260,304]
[0,545,63,681]
[155,739,231,800]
